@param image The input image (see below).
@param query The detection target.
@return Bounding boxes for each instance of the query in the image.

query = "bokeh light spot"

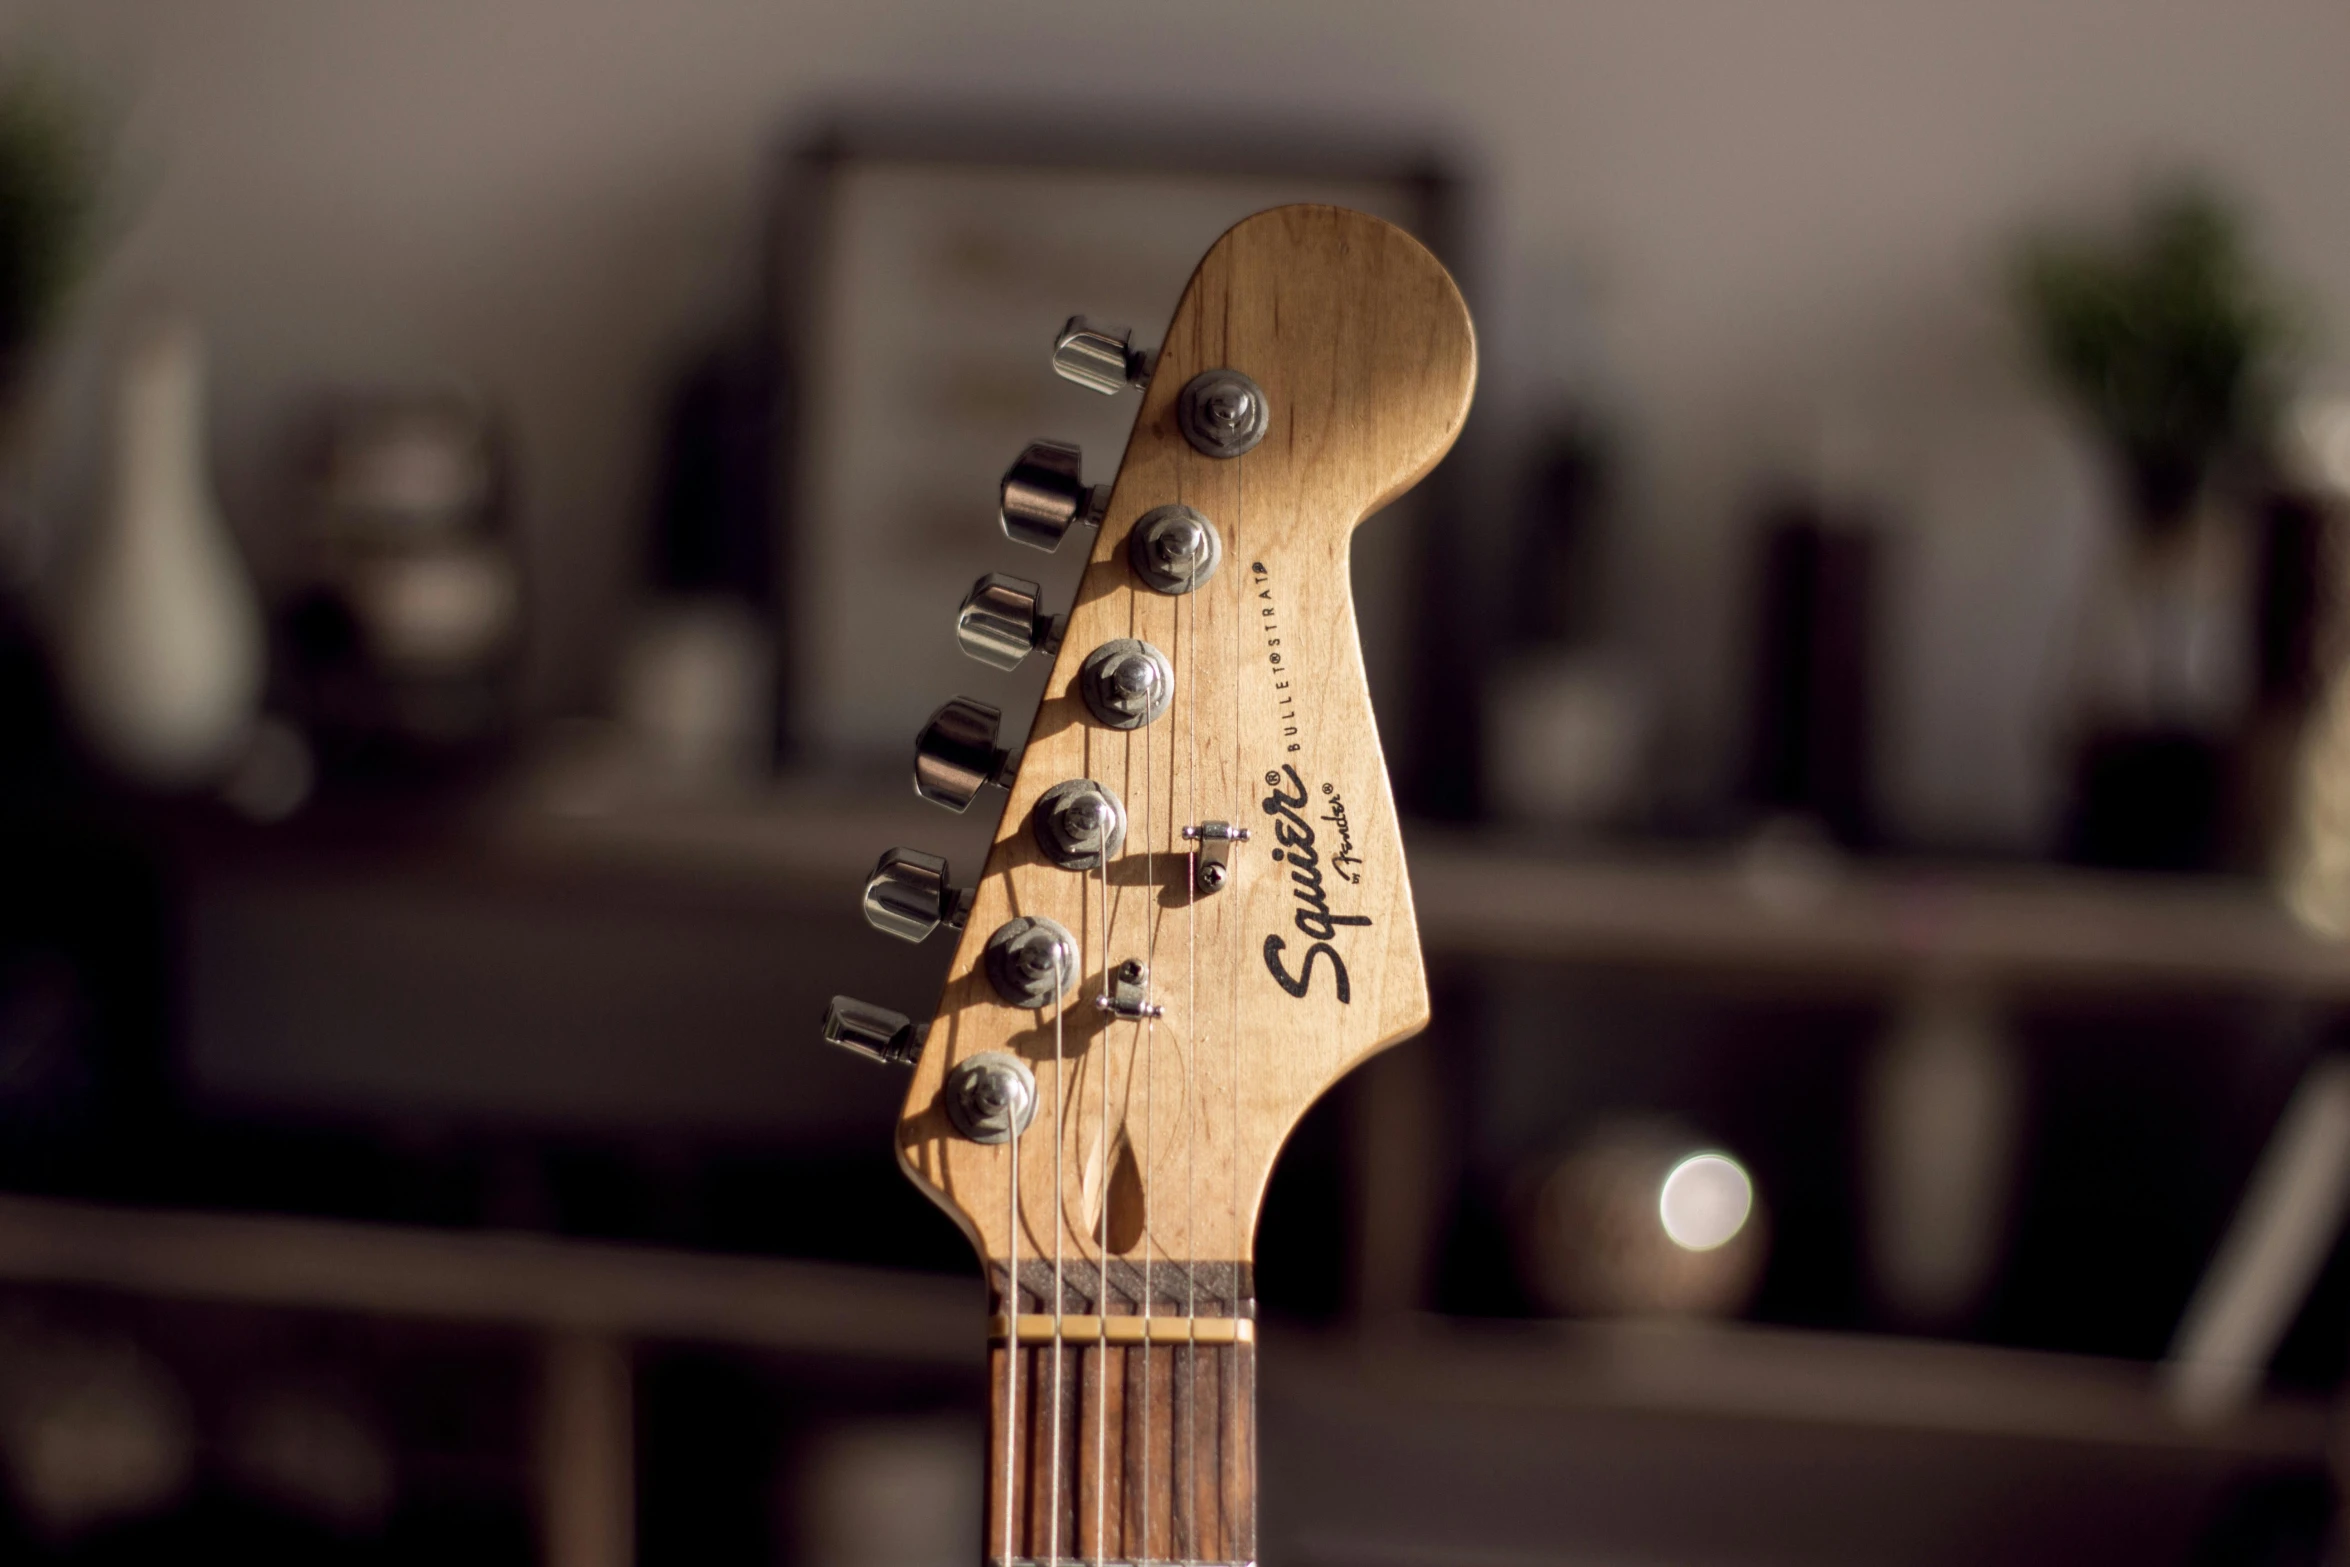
[1659,1152,1753,1252]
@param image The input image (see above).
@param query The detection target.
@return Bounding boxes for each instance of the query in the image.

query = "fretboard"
[984,1266,1256,1566]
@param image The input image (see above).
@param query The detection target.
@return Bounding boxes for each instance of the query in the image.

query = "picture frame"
[768,113,1475,813]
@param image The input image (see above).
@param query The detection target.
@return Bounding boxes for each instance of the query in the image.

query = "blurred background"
[0,1,2347,1563]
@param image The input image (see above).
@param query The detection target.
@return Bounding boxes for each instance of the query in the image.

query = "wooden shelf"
[0,1192,2321,1460]
[477,785,2350,998]
[0,1192,979,1365]
[1407,832,2350,997]
[1291,1316,2329,1460]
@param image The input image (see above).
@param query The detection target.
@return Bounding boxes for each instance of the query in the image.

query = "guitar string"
[1182,527,1200,1563]
[1227,447,1246,1564]
[1003,1033,1020,1567]
[1138,587,1160,1563]
[1100,599,1140,1567]
[1199,452,1227,1562]
[1050,934,1067,1566]
[1093,784,1112,1564]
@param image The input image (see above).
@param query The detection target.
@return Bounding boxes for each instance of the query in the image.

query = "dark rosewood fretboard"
[985,1264,1256,1566]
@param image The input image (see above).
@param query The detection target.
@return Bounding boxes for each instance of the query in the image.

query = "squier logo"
[1259,765,1373,1003]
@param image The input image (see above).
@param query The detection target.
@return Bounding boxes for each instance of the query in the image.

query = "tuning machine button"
[913,696,1014,813]
[861,848,973,944]
[1052,316,1150,395]
[956,574,1061,670]
[1000,440,1109,552]
[822,996,927,1067]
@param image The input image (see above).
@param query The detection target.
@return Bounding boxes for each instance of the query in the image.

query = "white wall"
[8,0,2350,843]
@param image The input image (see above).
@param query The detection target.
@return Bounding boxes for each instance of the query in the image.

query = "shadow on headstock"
[841,204,1475,1299]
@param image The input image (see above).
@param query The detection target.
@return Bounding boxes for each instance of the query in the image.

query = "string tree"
[1097,958,1164,1022]
[1182,820,1252,895]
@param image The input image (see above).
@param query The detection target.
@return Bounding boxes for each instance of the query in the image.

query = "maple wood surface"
[900,204,1473,1566]
[895,204,1476,1292]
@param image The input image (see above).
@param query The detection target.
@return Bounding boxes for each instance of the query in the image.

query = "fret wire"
[993,1314,1253,1345]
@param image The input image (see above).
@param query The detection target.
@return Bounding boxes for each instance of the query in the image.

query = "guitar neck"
[823,203,1473,1567]
[985,1268,1257,1566]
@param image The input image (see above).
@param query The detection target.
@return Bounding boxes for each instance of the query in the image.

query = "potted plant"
[2014,182,2294,870]
[0,68,105,414]
[0,67,107,788]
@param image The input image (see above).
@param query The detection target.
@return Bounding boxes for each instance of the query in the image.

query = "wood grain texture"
[987,1337,1255,1566]
[898,203,1472,1566]
[895,203,1477,1284]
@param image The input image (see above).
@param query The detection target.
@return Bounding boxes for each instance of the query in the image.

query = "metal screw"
[1198,861,1228,891]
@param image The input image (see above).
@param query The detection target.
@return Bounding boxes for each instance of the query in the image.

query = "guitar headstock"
[827,204,1475,1308]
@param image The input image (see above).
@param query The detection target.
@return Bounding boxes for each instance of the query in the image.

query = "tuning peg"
[822,995,926,1067]
[999,440,1109,552]
[1052,316,1150,395]
[956,573,1060,670]
[913,696,1013,812]
[861,847,974,944]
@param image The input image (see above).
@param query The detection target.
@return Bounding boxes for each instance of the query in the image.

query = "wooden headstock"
[892,204,1476,1302]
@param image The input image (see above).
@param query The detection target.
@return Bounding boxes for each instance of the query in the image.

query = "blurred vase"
[796,1418,979,1567]
[2271,394,2350,930]
[57,315,261,789]
[1741,494,1880,847]
[283,388,520,768]
[1484,650,1652,830]
[2061,498,2253,870]
[1863,979,2021,1329]
[1513,1122,1767,1319]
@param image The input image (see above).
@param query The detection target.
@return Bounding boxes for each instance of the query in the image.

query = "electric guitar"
[825,204,1476,1565]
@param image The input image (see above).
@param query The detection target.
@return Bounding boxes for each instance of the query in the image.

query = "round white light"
[1658,1152,1753,1252]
